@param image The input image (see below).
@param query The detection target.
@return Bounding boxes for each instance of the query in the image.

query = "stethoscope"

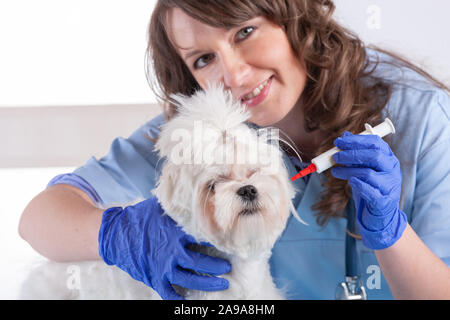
[335,200,367,300]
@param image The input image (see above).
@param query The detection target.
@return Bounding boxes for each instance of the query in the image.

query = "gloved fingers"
[182,233,198,245]
[179,250,232,275]
[331,166,383,189]
[183,235,215,248]
[199,241,214,247]
[332,149,397,172]
[334,132,390,153]
[169,268,229,291]
[348,176,385,208]
[356,198,394,232]
[182,234,213,247]
[160,282,185,300]
[332,165,400,196]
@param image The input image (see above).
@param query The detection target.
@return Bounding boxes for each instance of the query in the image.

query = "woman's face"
[166,8,307,127]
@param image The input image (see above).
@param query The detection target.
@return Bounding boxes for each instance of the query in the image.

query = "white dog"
[19,83,304,300]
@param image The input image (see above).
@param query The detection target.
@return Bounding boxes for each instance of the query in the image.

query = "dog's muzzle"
[237,184,258,202]
[237,185,260,216]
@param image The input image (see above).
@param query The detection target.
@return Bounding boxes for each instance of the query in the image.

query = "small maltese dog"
[19,83,304,300]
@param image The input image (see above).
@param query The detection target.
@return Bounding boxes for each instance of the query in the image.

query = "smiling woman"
[164,10,308,128]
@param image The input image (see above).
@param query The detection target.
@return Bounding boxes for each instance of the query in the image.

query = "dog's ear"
[152,161,194,225]
[152,161,176,209]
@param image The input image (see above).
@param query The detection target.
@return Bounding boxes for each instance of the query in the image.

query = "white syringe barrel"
[311,118,395,174]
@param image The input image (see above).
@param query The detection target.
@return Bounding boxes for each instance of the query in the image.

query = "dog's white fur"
[18,83,302,300]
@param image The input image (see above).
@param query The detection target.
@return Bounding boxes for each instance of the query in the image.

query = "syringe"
[291,118,396,181]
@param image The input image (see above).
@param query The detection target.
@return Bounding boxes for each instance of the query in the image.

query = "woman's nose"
[218,49,251,88]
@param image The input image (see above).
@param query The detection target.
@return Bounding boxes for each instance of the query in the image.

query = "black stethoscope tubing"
[346,200,359,278]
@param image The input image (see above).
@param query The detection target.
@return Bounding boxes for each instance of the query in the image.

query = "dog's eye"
[207,175,227,191]
[207,181,216,192]
[248,169,259,177]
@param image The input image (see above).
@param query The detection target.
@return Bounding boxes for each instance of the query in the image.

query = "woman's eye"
[194,54,214,69]
[193,26,256,70]
[236,26,255,41]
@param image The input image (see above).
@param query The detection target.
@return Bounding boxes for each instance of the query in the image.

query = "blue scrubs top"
[47,48,450,299]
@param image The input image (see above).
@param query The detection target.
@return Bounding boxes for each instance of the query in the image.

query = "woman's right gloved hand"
[98,196,231,300]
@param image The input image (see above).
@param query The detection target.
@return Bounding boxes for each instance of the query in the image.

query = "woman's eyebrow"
[180,19,259,60]
[182,48,203,60]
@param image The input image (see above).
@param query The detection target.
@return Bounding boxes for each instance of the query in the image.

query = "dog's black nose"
[237,185,258,201]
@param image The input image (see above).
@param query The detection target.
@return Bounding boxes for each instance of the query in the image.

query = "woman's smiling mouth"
[240,76,274,107]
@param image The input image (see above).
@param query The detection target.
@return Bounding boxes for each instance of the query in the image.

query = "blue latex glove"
[98,196,231,299]
[331,131,407,250]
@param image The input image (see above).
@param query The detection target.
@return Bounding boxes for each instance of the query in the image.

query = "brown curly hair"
[144,0,450,227]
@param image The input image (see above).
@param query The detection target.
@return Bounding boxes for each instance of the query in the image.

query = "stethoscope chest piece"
[335,276,367,300]
[336,200,367,300]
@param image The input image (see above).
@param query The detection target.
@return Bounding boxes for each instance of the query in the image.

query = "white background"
[0,0,157,107]
[0,0,448,107]
[1,0,449,299]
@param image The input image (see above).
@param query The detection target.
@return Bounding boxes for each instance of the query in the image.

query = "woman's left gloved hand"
[331,131,407,250]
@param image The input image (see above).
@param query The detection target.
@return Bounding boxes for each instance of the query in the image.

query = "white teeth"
[243,78,270,100]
